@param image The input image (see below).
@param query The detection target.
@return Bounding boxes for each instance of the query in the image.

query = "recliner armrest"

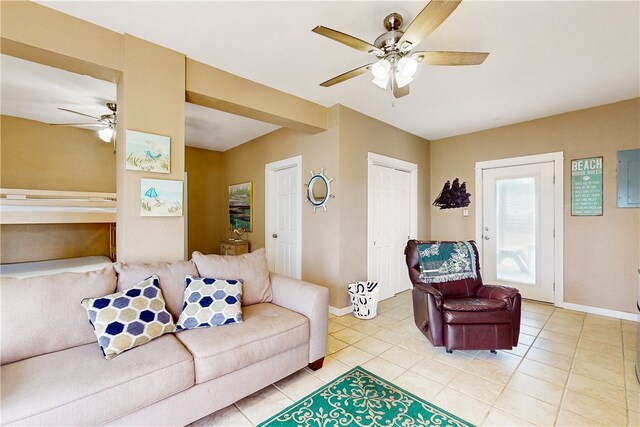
[413,283,444,309]
[270,273,328,364]
[476,284,519,311]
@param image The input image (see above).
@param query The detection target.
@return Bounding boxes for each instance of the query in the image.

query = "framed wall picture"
[126,130,171,173]
[140,178,183,217]
[571,157,603,216]
[229,181,252,232]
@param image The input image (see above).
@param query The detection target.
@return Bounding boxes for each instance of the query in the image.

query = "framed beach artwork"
[140,178,183,217]
[229,181,252,232]
[126,130,170,173]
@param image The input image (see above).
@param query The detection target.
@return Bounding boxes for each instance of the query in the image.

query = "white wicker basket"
[348,281,380,319]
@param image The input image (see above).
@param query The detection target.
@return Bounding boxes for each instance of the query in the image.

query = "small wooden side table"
[220,240,249,256]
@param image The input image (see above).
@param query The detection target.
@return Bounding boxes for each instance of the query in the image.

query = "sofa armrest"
[270,273,329,364]
[413,283,444,308]
[476,284,519,311]
[411,285,445,347]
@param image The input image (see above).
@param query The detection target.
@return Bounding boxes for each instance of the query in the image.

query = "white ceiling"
[184,102,279,151]
[10,1,640,144]
[1,54,117,126]
[0,55,279,151]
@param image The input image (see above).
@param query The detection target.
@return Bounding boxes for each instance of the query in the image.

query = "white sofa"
[0,254,329,426]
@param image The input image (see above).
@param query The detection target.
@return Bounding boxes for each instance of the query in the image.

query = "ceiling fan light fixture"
[371,59,391,79]
[372,75,389,89]
[98,127,114,143]
[397,57,418,77]
[394,72,413,88]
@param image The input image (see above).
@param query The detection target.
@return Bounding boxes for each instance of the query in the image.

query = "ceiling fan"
[50,102,117,143]
[312,0,488,99]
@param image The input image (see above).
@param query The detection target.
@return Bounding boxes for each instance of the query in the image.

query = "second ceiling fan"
[312,0,488,98]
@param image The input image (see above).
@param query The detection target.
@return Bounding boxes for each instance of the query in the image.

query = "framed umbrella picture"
[140,178,183,217]
[229,181,252,231]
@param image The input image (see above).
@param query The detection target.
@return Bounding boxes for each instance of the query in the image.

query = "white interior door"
[481,162,555,302]
[265,157,301,279]
[368,154,416,301]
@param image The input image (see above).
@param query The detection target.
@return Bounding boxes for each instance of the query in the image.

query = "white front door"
[481,162,555,302]
[265,156,301,279]
[368,154,417,301]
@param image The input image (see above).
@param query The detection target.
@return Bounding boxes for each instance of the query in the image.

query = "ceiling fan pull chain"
[390,82,396,108]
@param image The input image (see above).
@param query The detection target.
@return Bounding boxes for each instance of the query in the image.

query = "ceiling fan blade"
[398,0,462,52]
[320,63,374,87]
[412,51,489,65]
[57,108,101,121]
[49,123,107,127]
[312,26,382,56]
[392,74,410,99]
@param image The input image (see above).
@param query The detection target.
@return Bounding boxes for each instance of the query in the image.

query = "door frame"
[475,152,564,305]
[265,155,302,279]
[367,152,418,296]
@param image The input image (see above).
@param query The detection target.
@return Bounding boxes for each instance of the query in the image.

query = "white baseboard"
[329,305,353,317]
[559,302,640,323]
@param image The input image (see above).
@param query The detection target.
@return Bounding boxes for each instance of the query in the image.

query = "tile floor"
[191,291,639,426]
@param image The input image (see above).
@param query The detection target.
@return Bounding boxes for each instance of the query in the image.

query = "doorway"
[367,153,418,301]
[265,156,302,279]
[475,152,564,303]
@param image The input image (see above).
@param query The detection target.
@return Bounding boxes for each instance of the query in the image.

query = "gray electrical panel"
[617,149,640,208]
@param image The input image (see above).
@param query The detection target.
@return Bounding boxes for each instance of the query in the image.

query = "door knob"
[484,235,490,240]
[272,234,278,238]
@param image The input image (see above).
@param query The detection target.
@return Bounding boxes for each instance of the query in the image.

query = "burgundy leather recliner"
[405,240,521,353]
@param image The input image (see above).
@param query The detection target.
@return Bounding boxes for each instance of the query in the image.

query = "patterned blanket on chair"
[417,241,477,283]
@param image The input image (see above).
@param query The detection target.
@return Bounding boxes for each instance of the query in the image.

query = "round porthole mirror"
[306,168,334,212]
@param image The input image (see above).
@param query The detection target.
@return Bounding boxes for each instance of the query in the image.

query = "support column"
[116,35,186,263]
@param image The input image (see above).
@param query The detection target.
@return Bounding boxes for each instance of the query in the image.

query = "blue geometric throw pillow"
[176,276,243,330]
[81,275,176,359]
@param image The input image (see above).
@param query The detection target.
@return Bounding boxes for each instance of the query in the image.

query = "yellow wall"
[430,98,640,314]
[185,146,226,256]
[0,115,114,262]
[1,115,116,191]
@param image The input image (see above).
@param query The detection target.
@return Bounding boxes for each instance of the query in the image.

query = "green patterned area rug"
[258,366,474,427]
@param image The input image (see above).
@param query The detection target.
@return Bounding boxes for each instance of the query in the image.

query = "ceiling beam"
[1,1,329,135]
[186,59,328,134]
[0,1,123,82]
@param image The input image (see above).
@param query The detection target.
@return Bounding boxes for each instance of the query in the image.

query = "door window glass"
[495,177,537,285]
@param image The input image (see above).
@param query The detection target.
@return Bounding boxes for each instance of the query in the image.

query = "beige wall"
[430,98,640,314]
[115,35,186,263]
[222,106,430,308]
[1,115,116,192]
[0,223,111,264]
[223,106,342,305]
[0,115,114,263]
[185,147,226,256]
[336,106,431,308]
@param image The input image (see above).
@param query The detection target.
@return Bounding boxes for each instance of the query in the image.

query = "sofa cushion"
[114,259,199,320]
[0,266,117,365]
[0,335,194,426]
[81,276,176,359]
[177,276,243,330]
[175,303,308,384]
[192,248,272,306]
